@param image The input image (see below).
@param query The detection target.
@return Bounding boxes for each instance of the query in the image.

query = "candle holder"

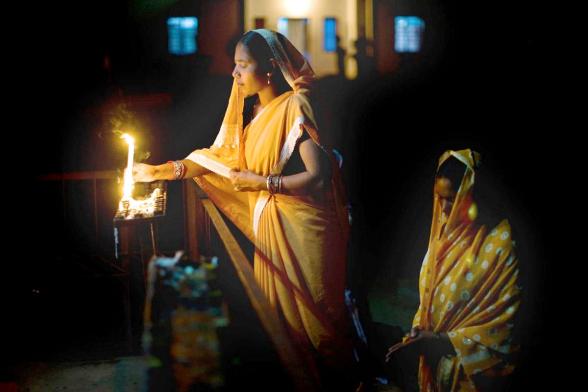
[114,180,167,223]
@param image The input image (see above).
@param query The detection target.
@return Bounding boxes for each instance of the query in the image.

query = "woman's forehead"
[234,43,252,62]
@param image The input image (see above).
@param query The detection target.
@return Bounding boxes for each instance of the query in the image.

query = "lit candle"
[122,133,135,169]
[121,133,135,200]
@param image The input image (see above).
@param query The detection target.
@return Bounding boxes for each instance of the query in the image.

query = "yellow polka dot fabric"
[412,150,520,391]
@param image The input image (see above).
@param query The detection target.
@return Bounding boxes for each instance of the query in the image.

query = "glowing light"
[118,187,162,219]
[283,0,311,17]
[121,133,135,200]
[180,17,196,29]
[167,17,198,55]
[394,16,425,53]
[324,18,337,52]
[117,133,164,219]
[277,18,288,36]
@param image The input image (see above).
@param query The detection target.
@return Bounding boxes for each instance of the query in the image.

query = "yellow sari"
[412,149,520,391]
[184,30,351,370]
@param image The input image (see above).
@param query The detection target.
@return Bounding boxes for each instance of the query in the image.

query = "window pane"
[168,17,198,55]
[394,16,425,53]
[277,18,308,56]
[324,17,337,52]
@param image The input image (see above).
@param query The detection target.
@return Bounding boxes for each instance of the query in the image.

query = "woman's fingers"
[385,342,406,362]
[228,169,240,184]
[229,171,241,190]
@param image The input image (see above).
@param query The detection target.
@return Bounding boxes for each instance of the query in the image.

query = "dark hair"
[239,31,292,126]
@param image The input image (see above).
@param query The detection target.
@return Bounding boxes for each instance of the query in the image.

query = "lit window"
[167,17,198,55]
[277,17,308,56]
[394,16,425,53]
[277,17,289,36]
[324,18,337,52]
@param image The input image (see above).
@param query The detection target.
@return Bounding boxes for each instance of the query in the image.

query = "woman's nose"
[232,65,239,79]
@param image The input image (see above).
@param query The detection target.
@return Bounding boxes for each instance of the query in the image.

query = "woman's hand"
[385,327,422,362]
[133,163,157,182]
[385,327,438,362]
[385,327,452,363]
[229,169,264,192]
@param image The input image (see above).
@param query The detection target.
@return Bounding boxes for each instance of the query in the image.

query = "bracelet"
[167,160,186,180]
[267,174,283,195]
[267,174,276,194]
[272,175,278,194]
[268,174,282,194]
[181,161,187,179]
[266,175,274,194]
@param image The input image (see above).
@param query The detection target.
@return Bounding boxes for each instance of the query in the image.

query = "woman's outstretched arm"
[133,160,210,182]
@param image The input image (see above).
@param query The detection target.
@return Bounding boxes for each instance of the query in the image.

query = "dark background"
[4,0,570,390]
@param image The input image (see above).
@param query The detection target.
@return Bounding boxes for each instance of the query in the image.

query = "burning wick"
[121,133,135,201]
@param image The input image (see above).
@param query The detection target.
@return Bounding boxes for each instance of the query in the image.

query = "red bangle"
[180,161,187,179]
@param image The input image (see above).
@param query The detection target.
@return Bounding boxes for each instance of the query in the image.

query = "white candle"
[124,134,135,170]
[121,134,135,200]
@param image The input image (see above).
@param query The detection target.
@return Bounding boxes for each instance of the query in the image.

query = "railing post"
[183,180,199,260]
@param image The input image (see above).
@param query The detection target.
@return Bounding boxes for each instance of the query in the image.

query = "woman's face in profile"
[435,176,456,214]
[435,176,455,199]
[232,43,266,97]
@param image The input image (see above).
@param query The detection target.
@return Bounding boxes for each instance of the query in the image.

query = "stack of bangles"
[266,174,283,195]
[167,160,187,180]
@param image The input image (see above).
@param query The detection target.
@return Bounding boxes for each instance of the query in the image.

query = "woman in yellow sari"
[386,149,521,391]
[133,29,353,388]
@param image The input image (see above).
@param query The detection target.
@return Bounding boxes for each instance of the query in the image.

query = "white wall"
[244,0,357,78]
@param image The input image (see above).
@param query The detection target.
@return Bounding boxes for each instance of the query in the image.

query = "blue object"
[168,17,199,55]
[324,17,337,52]
[394,16,425,53]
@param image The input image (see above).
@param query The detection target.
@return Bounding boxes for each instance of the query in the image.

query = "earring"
[267,72,272,85]
[467,202,478,221]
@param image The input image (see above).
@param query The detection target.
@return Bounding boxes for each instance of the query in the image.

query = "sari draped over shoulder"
[184,29,351,368]
[412,149,521,391]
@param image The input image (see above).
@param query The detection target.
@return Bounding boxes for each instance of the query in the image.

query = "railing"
[37,170,180,266]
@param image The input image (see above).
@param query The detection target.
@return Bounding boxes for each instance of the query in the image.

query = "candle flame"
[121,133,134,144]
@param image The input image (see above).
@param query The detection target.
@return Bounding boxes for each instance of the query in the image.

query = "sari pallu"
[184,30,351,372]
[413,150,521,391]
